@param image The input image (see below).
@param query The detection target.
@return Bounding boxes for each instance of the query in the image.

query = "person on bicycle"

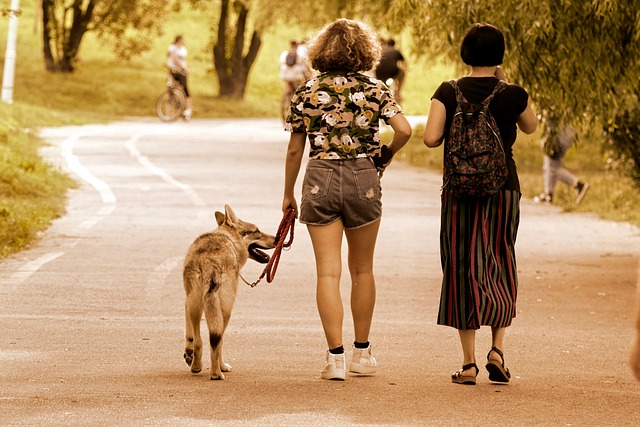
[279,40,307,101]
[374,38,406,102]
[167,35,192,119]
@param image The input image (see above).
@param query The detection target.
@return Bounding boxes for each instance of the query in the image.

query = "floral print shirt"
[284,72,402,160]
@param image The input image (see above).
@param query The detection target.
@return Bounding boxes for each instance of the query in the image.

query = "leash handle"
[242,208,295,287]
[264,207,296,283]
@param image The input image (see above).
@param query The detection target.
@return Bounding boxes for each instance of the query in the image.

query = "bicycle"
[156,69,188,122]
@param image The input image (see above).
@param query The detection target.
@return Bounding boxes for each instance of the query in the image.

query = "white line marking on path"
[124,134,207,208]
[8,252,64,285]
[124,135,211,294]
[146,255,183,298]
[10,133,118,285]
[62,133,117,205]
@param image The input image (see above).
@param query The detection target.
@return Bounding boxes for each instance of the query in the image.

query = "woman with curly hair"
[282,18,412,380]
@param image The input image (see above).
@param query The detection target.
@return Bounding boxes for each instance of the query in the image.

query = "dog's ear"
[224,204,239,227]
[214,211,225,226]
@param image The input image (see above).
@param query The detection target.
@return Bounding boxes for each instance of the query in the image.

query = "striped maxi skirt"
[437,189,520,330]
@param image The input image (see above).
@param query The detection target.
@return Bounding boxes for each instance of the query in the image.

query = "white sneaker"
[321,351,346,380]
[349,345,377,375]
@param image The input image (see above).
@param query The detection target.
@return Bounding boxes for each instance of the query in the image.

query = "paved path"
[0,119,639,426]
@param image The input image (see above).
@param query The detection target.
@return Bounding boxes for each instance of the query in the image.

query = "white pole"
[1,0,21,104]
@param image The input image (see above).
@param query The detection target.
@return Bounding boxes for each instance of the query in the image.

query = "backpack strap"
[449,79,508,109]
[482,80,509,107]
[448,80,465,112]
[448,80,467,105]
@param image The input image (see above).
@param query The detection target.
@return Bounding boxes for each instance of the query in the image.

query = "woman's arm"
[282,132,306,214]
[517,97,538,134]
[423,99,446,147]
[387,114,412,154]
[496,66,537,134]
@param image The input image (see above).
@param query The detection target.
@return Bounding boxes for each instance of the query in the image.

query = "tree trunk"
[41,0,56,71]
[213,0,262,99]
[41,0,96,73]
[213,0,232,95]
[60,0,96,72]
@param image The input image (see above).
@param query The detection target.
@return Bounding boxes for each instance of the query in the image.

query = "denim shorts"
[300,157,382,229]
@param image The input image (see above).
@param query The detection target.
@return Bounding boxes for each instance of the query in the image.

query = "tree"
[389,0,639,123]
[42,0,169,72]
[389,0,640,182]
[184,0,393,99]
[212,0,261,98]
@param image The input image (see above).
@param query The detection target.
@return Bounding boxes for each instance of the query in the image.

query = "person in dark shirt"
[374,38,406,102]
[423,23,537,386]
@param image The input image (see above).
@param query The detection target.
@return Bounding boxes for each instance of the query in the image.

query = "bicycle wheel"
[156,89,186,122]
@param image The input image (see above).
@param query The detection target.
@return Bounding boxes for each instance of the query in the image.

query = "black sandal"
[451,362,479,385]
[486,346,511,383]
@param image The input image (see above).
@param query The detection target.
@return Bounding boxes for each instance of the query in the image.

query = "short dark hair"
[460,23,504,66]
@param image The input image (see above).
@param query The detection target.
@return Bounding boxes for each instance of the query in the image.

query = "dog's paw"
[190,358,203,374]
[210,372,225,380]
[221,362,232,372]
[183,349,194,366]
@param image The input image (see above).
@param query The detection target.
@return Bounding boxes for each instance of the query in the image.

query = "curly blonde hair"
[307,19,381,73]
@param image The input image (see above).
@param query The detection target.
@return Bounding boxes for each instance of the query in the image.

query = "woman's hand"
[282,196,298,217]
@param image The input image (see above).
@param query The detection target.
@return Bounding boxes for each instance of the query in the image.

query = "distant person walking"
[167,35,192,120]
[374,38,406,102]
[297,38,312,80]
[533,120,589,204]
[423,23,537,385]
[279,40,308,122]
[279,40,307,96]
[282,18,411,381]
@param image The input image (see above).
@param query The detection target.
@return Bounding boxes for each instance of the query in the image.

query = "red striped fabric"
[437,190,520,329]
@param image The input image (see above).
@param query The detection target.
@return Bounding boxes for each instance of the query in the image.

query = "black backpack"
[443,79,509,198]
[285,51,297,67]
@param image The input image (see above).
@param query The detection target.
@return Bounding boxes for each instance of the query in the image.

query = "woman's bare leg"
[458,329,477,375]
[307,220,345,349]
[344,219,380,343]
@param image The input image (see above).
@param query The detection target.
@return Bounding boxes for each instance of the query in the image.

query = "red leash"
[242,208,295,287]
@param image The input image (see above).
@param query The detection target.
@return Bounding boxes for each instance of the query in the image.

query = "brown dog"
[182,205,275,380]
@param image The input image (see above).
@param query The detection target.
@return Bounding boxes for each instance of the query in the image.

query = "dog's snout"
[266,236,276,249]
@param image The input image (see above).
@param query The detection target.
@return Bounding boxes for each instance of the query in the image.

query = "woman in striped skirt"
[423,23,538,385]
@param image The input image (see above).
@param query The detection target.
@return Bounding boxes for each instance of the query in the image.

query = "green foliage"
[93,0,170,60]
[605,95,640,185]
[387,0,640,196]
[41,0,169,71]
[0,106,75,258]
[389,0,640,125]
